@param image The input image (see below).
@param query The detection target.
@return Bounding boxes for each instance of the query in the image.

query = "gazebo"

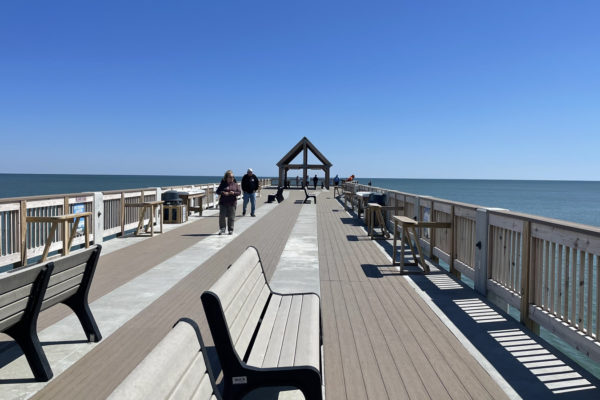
[276,137,333,189]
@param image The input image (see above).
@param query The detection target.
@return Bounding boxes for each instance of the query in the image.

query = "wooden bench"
[303,186,317,204]
[201,247,323,400]
[0,245,103,381]
[108,318,221,400]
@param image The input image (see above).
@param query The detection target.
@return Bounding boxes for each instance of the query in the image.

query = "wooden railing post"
[19,200,27,268]
[520,220,539,333]
[155,187,162,224]
[120,192,125,237]
[450,205,459,278]
[93,192,104,246]
[63,196,70,255]
[474,208,489,295]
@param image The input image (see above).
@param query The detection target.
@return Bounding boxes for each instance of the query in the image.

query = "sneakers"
[219,229,225,235]
[228,230,233,235]
[251,213,256,217]
[242,210,246,216]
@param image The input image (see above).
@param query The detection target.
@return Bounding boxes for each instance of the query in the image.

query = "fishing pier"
[1,175,600,399]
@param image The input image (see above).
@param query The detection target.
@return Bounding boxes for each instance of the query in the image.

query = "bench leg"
[225,368,322,400]
[5,323,53,381]
[64,296,102,342]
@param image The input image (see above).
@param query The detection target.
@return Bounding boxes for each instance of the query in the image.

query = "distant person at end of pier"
[216,170,241,234]
[333,174,340,186]
[296,176,299,187]
[313,174,318,190]
[242,168,260,217]
[368,180,372,186]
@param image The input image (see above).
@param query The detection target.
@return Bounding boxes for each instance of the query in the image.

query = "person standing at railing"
[241,168,259,217]
[216,170,241,235]
[313,174,319,190]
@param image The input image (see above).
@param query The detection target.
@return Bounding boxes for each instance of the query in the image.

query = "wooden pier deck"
[2,188,599,399]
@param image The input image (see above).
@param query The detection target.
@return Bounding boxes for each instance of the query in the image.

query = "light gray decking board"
[340,281,390,400]
[329,280,369,399]
[29,189,305,400]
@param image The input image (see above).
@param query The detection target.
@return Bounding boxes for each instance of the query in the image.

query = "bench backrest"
[108,319,221,400]
[0,262,54,333]
[202,246,270,361]
[41,245,101,311]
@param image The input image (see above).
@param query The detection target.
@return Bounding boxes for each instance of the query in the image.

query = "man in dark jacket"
[241,168,260,216]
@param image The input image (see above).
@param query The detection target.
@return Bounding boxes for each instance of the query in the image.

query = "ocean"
[1,174,599,228]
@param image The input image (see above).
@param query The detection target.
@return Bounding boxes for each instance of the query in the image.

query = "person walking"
[216,170,241,234]
[312,174,318,190]
[333,174,340,186]
[242,168,260,217]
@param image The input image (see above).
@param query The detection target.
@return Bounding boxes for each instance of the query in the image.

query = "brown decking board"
[28,189,304,399]
[317,192,509,400]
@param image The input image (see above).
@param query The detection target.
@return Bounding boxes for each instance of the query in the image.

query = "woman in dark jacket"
[216,170,241,234]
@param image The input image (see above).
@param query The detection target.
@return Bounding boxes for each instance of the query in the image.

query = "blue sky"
[1,1,599,180]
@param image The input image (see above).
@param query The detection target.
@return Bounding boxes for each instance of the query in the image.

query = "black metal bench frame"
[303,186,317,204]
[201,247,323,400]
[0,245,103,381]
[267,187,284,203]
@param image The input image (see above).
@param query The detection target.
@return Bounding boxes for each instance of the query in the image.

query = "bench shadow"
[181,234,213,237]
[361,264,384,278]
[340,217,361,226]
[0,339,90,370]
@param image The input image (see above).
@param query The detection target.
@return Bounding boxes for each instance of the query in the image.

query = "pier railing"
[344,182,600,363]
[0,179,272,269]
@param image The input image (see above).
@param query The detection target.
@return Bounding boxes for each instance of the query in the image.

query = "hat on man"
[247,168,253,173]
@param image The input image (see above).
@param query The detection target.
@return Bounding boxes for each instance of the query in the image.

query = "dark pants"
[219,204,236,232]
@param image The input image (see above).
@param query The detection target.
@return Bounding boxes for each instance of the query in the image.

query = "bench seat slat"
[235,285,270,358]
[108,322,203,400]
[0,284,33,310]
[0,265,46,294]
[278,295,303,367]
[224,264,262,325]
[246,294,282,368]
[47,263,85,288]
[295,294,320,370]
[0,309,25,331]
[211,250,260,308]
[168,352,208,400]
[0,297,29,324]
[51,251,93,275]
[190,372,215,400]
[42,286,79,310]
[44,273,83,304]
[262,295,292,368]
